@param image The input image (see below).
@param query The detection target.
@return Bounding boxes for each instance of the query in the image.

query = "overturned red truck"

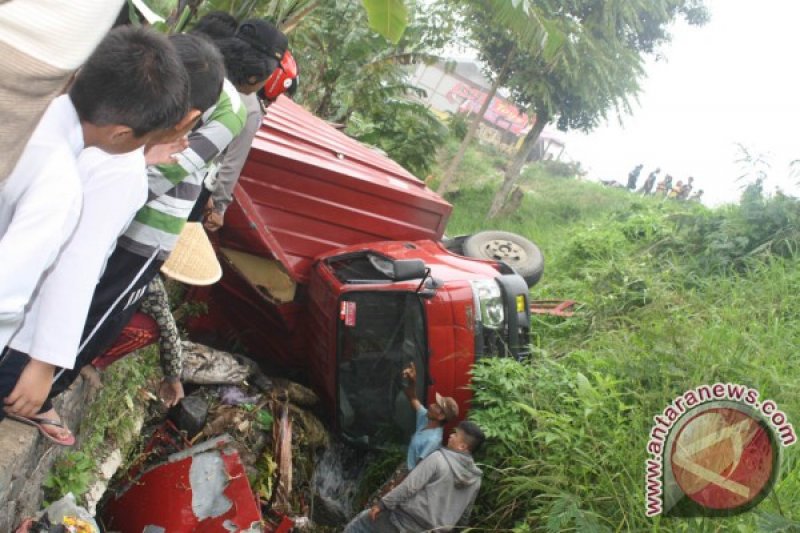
[183,96,543,447]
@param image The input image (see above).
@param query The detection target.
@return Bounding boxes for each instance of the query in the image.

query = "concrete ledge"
[0,374,93,531]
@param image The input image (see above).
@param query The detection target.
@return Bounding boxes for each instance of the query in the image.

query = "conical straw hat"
[160,222,222,285]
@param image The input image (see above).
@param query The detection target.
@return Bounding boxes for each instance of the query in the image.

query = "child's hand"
[204,211,224,232]
[4,359,55,417]
[158,378,185,408]
[403,362,417,383]
[144,136,189,166]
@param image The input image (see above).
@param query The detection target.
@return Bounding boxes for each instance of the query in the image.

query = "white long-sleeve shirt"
[8,147,147,368]
[0,95,85,353]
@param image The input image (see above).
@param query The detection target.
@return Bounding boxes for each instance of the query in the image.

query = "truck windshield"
[337,291,427,447]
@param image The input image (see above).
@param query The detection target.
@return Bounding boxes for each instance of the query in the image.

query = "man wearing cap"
[345,420,486,532]
[402,362,459,470]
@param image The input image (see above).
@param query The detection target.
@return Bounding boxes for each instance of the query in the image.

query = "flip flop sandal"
[6,413,76,446]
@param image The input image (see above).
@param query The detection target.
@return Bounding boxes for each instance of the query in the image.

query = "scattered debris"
[16,493,99,533]
[169,396,209,439]
[219,386,260,406]
[52,342,334,531]
[270,378,318,407]
[180,342,253,385]
[272,400,293,513]
[529,299,577,317]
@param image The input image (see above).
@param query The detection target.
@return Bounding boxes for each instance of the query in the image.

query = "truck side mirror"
[393,259,426,281]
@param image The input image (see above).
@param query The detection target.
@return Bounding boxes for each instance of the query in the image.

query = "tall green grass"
[447,170,800,531]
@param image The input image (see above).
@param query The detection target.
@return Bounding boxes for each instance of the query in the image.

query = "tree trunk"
[487,111,548,219]
[495,186,525,218]
[315,84,334,118]
[436,45,516,194]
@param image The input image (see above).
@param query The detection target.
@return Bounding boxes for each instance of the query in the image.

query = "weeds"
[44,347,160,505]
[446,162,800,531]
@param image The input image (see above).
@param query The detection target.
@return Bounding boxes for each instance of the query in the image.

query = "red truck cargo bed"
[219,95,452,282]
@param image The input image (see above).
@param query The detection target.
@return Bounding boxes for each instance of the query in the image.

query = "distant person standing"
[678,176,694,200]
[668,180,683,199]
[663,175,673,196]
[639,168,660,195]
[627,163,644,190]
[656,174,673,196]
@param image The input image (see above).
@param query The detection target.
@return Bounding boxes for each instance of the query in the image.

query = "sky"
[560,0,800,206]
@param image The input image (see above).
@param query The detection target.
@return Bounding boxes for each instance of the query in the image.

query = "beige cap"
[435,392,459,422]
[160,222,222,285]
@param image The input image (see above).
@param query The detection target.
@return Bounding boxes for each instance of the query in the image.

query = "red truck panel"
[218,96,452,282]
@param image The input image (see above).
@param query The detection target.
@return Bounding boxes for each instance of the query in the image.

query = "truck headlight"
[470,280,505,329]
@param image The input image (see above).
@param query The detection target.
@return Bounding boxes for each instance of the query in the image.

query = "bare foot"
[36,408,74,443]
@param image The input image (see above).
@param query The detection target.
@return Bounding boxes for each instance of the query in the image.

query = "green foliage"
[253,449,278,501]
[449,174,800,530]
[447,112,470,142]
[196,0,312,25]
[291,0,453,176]
[434,139,506,190]
[455,0,709,214]
[44,347,160,505]
[362,0,408,43]
[354,446,406,508]
[525,159,584,180]
[293,0,452,121]
[347,99,447,177]
[255,408,274,431]
[43,451,95,503]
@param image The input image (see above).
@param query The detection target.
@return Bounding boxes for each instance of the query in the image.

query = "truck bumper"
[496,273,531,360]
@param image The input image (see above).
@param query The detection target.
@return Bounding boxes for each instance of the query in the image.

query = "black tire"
[462,230,544,287]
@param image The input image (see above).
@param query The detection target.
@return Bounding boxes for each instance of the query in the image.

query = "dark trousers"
[1,245,163,418]
[0,347,53,421]
[48,247,164,402]
[188,186,212,223]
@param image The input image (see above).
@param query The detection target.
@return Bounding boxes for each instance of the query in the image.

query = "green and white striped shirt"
[119,78,246,260]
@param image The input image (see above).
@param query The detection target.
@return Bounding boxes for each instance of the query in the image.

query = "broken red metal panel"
[218,95,452,283]
[529,299,577,317]
[103,435,265,532]
[263,514,295,533]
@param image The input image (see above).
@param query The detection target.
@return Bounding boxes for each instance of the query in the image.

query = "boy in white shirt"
[5,34,225,444]
[0,26,190,443]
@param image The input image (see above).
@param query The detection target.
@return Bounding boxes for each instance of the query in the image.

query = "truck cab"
[309,240,530,446]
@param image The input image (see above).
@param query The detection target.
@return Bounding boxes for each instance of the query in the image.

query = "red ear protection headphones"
[261,50,298,101]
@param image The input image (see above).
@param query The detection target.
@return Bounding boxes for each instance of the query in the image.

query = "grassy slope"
[444,167,800,531]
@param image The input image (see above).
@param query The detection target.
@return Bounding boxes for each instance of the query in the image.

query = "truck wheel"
[462,231,544,287]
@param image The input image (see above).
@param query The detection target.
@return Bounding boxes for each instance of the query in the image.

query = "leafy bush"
[347,99,447,177]
[447,111,470,141]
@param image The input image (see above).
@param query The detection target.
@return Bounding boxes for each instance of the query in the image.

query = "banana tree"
[132,0,409,41]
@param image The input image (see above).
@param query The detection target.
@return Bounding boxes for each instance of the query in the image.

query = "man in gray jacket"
[345,421,485,532]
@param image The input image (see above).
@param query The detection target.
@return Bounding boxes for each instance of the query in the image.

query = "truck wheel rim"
[483,239,527,263]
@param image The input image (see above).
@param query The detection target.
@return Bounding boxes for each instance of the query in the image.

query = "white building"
[410,61,565,160]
